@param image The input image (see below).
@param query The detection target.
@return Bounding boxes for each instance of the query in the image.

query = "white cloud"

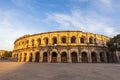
[0,0,119,51]
[99,0,112,7]
[46,9,118,37]
[69,0,120,13]
[91,0,120,13]
[0,9,39,50]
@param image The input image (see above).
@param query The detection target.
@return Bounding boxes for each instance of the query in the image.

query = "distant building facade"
[0,50,7,59]
[12,30,118,63]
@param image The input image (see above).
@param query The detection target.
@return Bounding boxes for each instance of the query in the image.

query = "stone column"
[77,53,80,63]
[57,53,61,63]
[88,52,92,63]
[68,50,71,63]
[79,53,82,63]
[103,52,107,63]
[47,52,49,63]
[47,52,50,63]
[26,53,30,62]
[19,53,22,62]
[21,53,24,62]
[49,52,52,62]
[58,34,61,45]
[32,53,36,62]
[116,51,119,62]
[18,54,20,62]
[117,51,120,62]
[97,53,100,63]
[40,52,42,63]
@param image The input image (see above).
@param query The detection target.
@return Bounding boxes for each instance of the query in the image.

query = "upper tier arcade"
[14,30,110,50]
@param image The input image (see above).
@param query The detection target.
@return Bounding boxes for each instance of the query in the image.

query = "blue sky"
[0,0,120,50]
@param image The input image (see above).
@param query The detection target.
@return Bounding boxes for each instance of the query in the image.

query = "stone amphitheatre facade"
[12,30,116,63]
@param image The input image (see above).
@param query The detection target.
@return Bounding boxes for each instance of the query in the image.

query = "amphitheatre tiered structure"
[12,30,116,63]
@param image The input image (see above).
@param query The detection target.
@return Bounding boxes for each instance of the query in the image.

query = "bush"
[3,51,12,58]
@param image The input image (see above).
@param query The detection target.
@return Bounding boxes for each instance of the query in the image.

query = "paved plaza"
[0,62,120,80]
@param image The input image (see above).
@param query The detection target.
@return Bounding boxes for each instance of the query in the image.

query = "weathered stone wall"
[12,30,116,63]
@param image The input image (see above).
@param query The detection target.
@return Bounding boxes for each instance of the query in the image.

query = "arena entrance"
[35,52,40,62]
[91,52,97,63]
[61,52,67,63]
[71,52,78,63]
[51,52,57,63]
[81,52,88,63]
[23,53,27,62]
[29,53,33,62]
[100,52,105,62]
[43,52,48,62]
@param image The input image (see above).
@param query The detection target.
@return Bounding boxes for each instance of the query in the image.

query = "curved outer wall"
[12,30,117,63]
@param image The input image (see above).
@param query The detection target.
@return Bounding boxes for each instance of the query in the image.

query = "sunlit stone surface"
[12,30,119,63]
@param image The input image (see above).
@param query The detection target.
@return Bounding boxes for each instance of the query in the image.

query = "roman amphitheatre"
[1,30,120,80]
[12,30,117,63]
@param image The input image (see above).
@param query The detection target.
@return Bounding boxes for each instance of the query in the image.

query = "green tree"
[3,51,12,58]
[107,34,120,62]
[107,34,120,51]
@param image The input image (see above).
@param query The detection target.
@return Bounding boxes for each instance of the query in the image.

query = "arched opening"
[26,40,29,48]
[71,52,78,63]
[94,38,97,44]
[71,36,76,43]
[89,37,93,44]
[100,52,105,62]
[44,37,48,45]
[61,52,67,63]
[81,52,88,63]
[35,52,40,62]
[91,52,97,63]
[37,38,41,46]
[51,52,57,63]
[80,37,84,43]
[24,53,27,62]
[31,39,34,47]
[43,52,48,62]
[62,36,66,43]
[53,37,57,45]
[29,53,33,62]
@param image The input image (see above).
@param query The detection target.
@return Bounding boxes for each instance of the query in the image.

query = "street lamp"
[54,43,57,47]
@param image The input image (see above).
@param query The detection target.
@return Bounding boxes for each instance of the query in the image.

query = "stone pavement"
[0,62,120,80]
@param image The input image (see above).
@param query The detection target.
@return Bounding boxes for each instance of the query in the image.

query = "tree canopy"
[107,34,120,51]
[3,51,12,58]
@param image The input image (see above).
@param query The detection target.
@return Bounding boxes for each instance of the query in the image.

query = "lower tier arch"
[12,46,118,63]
